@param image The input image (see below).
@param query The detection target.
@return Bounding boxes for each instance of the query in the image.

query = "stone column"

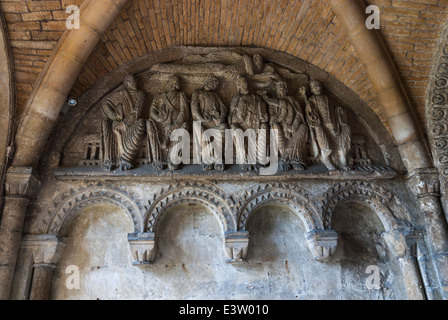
[383,228,427,300]
[406,168,448,299]
[21,234,66,300]
[0,167,40,300]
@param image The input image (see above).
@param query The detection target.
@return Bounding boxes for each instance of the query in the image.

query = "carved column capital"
[225,231,249,263]
[127,232,156,265]
[382,228,425,259]
[405,168,441,198]
[405,228,425,258]
[21,234,67,266]
[5,166,41,199]
[305,229,338,262]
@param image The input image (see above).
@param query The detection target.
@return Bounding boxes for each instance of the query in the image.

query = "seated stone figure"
[146,75,190,170]
[191,76,228,171]
[101,74,146,171]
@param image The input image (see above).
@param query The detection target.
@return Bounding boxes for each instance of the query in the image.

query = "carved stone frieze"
[427,33,448,213]
[63,49,391,176]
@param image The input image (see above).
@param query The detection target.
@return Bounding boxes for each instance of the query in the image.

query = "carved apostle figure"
[260,81,308,171]
[229,77,269,171]
[101,74,146,171]
[306,80,337,171]
[146,75,190,170]
[191,76,228,171]
[333,105,352,170]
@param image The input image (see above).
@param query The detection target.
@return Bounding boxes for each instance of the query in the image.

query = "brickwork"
[1,0,448,136]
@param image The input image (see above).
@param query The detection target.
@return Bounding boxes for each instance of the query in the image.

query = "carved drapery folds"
[91,50,369,174]
[101,74,146,171]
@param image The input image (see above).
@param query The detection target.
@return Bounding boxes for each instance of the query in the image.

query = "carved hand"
[112,120,126,132]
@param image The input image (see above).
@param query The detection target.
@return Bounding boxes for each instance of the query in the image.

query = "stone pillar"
[0,167,40,300]
[383,228,427,300]
[406,168,448,299]
[21,234,66,300]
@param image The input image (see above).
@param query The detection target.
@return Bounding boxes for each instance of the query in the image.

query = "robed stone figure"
[101,74,146,171]
[229,77,269,171]
[146,75,190,170]
[191,76,228,171]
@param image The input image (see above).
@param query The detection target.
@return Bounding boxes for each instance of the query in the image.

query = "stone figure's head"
[202,76,219,91]
[275,81,287,97]
[236,77,249,95]
[123,74,138,90]
[167,75,180,91]
[309,80,322,95]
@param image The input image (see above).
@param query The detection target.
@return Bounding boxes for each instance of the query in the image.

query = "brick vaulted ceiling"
[2,0,448,136]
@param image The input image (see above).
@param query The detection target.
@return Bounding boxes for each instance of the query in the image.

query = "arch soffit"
[39,186,143,235]
[235,183,322,232]
[144,183,237,235]
[321,181,411,232]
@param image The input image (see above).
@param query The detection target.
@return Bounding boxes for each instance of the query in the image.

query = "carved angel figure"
[229,77,269,171]
[101,74,146,171]
[191,76,228,171]
[146,75,190,170]
[150,51,307,86]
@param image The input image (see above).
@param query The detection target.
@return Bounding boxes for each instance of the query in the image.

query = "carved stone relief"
[62,49,390,176]
[101,74,146,171]
[427,31,448,214]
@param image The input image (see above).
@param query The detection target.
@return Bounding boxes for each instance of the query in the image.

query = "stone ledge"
[54,164,397,182]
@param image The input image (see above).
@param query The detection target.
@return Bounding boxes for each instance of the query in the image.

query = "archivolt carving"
[235,183,322,231]
[143,182,236,233]
[38,186,144,235]
[427,27,448,212]
[320,181,400,230]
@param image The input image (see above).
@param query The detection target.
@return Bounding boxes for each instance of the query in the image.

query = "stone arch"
[144,184,236,235]
[236,184,322,232]
[42,186,143,235]
[321,181,411,232]
[0,6,15,210]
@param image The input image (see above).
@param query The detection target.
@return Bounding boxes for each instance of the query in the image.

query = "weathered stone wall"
[49,201,407,300]
[9,47,440,300]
